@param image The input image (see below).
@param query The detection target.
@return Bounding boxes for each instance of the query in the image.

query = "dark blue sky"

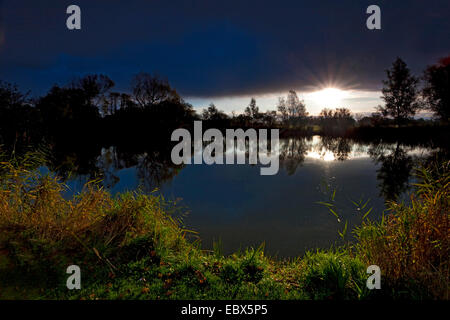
[0,0,449,107]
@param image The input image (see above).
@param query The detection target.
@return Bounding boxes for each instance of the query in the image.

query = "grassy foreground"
[0,158,448,300]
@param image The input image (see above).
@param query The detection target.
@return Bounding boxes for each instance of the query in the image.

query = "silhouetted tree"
[377,58,420,125]
[131,72,180,107]
[276,90,307,127]
[333,108,355,127]
[318,108,355,134]
[0,81,39,147]
[0,81,27,107]
[286,90,307,119]
[107,92,121,115]
[262,110,278,127]
[120,93,135,109]
[277,97,289,124]
[37,85,100,137]
[202,103,229,121]
[244,98,260,121]
[333,108,352,119]
[422,56,450,123]
[318,108,334,119]
[71,74,114,110]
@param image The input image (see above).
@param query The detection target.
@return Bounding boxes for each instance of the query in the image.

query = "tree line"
[201,56,449,128]
[0,56,448,152]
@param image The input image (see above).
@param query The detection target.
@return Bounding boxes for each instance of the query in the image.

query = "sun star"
[307,88,348,109]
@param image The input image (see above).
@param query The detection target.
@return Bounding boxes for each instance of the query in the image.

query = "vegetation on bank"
[0,156,448,300]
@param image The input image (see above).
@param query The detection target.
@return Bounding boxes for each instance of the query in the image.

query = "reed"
[355,161,449,299]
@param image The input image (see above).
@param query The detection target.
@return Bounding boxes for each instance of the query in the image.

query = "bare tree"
[131,72,180,107]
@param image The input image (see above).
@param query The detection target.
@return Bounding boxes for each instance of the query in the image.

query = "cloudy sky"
[0,0,449,114]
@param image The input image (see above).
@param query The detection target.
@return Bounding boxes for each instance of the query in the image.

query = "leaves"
[362,207,373,220]
[315,201,334,207]
[338,221,348,240]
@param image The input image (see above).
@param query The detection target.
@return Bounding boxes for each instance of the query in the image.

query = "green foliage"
[300,250,368,300]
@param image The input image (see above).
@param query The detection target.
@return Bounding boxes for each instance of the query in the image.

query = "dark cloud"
[0,0,449,97]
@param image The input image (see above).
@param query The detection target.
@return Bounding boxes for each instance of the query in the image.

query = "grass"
[0,156,448,300]
[354,161,449,299]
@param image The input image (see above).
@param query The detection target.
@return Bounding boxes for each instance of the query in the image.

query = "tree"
[277,90,308,127]
[286,90,307,118]
[244,98,260,119]
[202,103,228,121]
[120,93,136,109]
[37,86,100,130]
[422,56,450,122]
[131,72,180,107]
[377,58,420,124]
[0,81,28,108]
[318,108,355,134]
[107,92,121,115]
[262,110,277,127]
[318,108,334,119]
[71,74,114,107]
[334,108,355,126]
[333,108,352,119]
[0,81,36,146]
[277,97,288,123]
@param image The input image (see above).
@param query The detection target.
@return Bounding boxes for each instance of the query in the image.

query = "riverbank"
[0,158,448,300]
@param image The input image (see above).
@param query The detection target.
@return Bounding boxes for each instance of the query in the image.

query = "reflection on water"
[97,146,181,191]
[63,136,440,257]
[369,142,415,202]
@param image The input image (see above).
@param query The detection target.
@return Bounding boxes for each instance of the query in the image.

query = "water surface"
[65,136,437,257]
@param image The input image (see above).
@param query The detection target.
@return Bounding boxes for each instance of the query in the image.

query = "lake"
[64,135,438,257]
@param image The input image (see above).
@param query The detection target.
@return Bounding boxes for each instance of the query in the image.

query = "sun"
[307,88,348,109]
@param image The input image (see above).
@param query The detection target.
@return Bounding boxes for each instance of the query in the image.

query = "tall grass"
[0,155,448,299]
[355,161,449,299]
[0,158,190,292]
